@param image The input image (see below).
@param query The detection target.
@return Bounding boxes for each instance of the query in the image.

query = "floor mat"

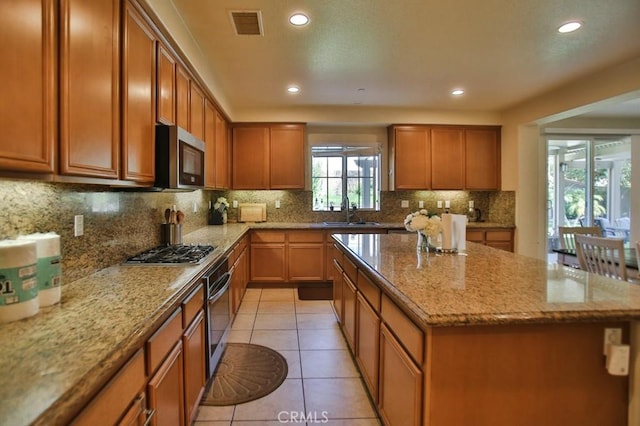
[200,343,288,406]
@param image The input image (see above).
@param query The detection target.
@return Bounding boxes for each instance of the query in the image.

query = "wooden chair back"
[558,227,602,250]
[574,235,627,281]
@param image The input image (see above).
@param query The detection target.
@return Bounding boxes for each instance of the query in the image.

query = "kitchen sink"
[322,221,380,227]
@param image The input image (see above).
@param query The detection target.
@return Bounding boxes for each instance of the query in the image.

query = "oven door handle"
[208,271,232,302]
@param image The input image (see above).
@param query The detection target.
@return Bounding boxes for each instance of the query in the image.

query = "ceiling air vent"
[229,10,263,36]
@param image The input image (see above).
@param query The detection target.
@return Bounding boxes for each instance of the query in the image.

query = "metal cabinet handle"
[142,408,155,426]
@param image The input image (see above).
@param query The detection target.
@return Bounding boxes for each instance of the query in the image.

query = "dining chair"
[574,234,627,281]
[558,226,602,250]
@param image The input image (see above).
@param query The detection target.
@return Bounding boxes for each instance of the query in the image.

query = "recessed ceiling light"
[289,13,309,26]
[287,86,300,94]
[451,89,464,96]
[558,21,582,33]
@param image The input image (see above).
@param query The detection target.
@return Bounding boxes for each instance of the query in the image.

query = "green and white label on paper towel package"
[0,264,38,306]
[37,255,62,290]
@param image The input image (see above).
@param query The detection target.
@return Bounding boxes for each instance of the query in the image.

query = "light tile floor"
[195,288,381,426]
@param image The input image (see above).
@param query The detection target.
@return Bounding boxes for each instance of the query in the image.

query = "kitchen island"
[331,233,640,426]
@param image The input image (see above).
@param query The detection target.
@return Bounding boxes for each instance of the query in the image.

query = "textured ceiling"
[162,0,640,122]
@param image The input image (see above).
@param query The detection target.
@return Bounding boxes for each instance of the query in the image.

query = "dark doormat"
[297,282,332,300]
[201,343,288,406]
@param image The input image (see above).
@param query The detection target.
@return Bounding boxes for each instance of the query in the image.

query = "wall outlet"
[418,201,424,208]
[437,200,443,209]
[401,200,409,208]
[469,200,474,208]
[604,328,622,354]
[275,200,281,209]
[74,215,84,237]
[232,200,238,208]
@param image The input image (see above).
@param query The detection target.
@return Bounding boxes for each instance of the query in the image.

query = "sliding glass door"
[547,136,632,255]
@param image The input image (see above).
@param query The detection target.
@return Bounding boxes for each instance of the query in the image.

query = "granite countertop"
[333,233,640,328]
[0,224,250,426]
[0,221,515,425]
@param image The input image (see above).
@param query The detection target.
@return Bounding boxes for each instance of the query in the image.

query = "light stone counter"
[0,222,516,426]
[333,233,640,328]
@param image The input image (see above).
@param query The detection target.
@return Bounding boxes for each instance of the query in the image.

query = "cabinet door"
[214,110,230,189]
[189,83,205,141]
[183,311,206,425]
[288,244,324,281]
[0,0,55,173]
[466,230,484,244]
[342,274,357,352]
[250,244,286,281]
[431,127,464,189]
[148,342,185,426]
[486,229,513,252]
[156,42,176,125]
[379,323,422,426]
[122,1,155,183]
[392,127,431,189]
[465,128,500,190]
[232,126,270,189]
[118,393,148,426]
[176,66,190,131]
[204,100,216,188]
[332,260,344,323]
[60,0,119,178]
[356,293,380,403]
[270,125,305,189]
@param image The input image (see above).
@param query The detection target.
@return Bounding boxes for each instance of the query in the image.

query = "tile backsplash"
[1,179,514,285]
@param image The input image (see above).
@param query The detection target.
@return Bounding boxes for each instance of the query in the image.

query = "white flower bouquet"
[404,209,442,239]
[214,197,230,213]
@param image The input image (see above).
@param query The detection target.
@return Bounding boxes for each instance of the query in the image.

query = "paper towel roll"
[0,240,39,322]
[451,214,468,251]
[17,233,62,306]
[441,214,453,250]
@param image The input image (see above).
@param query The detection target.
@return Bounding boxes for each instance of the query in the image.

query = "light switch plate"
[469,200,474,208]
[74,215,84,237]
[418,201,424,208]
[275,200,281,209]
[437,201,443,209]
[232,200,238,208]
[445,200,451,208]
[401,200,409,208]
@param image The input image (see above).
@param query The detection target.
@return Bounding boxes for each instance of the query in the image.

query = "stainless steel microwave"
[155,125,205,190]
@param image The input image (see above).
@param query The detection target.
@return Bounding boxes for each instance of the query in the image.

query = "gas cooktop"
[124,244,216,265]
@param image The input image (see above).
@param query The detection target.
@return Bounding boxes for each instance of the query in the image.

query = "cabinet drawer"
[332,244,344,267]
[486,230,512,241]
[288,230,324,243]
[146,308,183,375]
[73,349,146,426]
[381,294,424,364]
[182,283,204,328]
[343,255,358,284]
[251,230,286,243]
[466,230,484,242]
[357,270,381,312]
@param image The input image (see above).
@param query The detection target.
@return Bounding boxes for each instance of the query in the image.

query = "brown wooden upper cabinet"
[189,83,205,141]
[389,126,431,190]
[156,41,176,125]
[0,0,55,173]
[232,124,305,190]
[121,0,156,183]
[389,124,501,190]
[59,0,120,179]
[176,65,190,131]
[215,110,230,189]
[204,100,216,188]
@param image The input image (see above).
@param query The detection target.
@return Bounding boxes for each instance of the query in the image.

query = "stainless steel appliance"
[123,244,215,265]
[203,259,233,377]
[155,125,205,190]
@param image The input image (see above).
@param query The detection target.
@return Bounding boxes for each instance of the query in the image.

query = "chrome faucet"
[342,195,352,223]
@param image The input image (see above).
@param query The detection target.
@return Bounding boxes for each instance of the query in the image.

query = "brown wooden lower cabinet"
[356,292,380,403]
[332,260,344,322]
[379,323,423,426]
[466,228,514,252]
[118,393,148,426]
[183,311,206,425]
[250,243,286,281]
[342,274,357,352]
[148,341,185,426]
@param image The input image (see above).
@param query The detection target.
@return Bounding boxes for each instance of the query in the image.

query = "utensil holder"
[161,224,182,245]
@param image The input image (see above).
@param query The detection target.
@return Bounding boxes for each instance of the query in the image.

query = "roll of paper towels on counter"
[18,232,62,306]
[441,214,468,251]
[0,240,39,323]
